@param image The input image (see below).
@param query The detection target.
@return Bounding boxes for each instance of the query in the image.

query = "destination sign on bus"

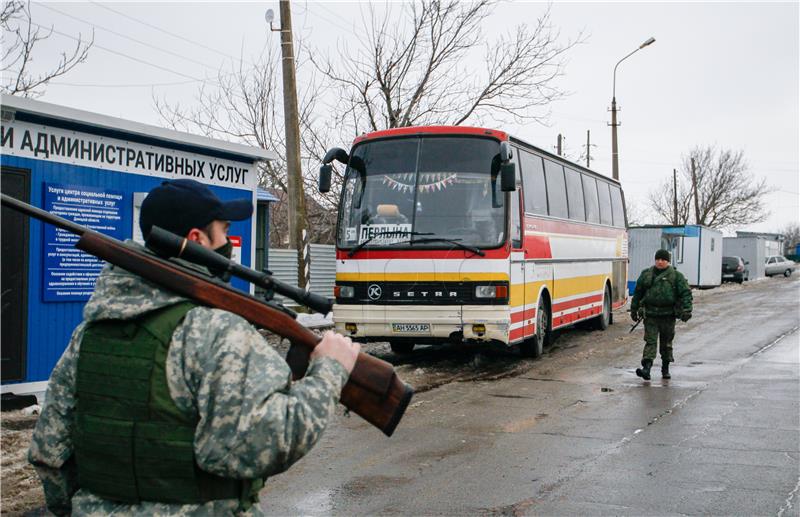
[353,224,412,244]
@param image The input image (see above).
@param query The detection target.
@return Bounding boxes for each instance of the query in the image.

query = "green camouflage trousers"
[642,315,675,363]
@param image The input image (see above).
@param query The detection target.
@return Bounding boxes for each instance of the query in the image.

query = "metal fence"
[266,245,336,305]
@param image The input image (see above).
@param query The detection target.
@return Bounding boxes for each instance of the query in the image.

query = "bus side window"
[582,174,600,224]
[610,185,626,227]
[565,167,585,222]
[598,181,613,226]
[543,159,568,219]
[521,151,547,215]
[511,189,522,248]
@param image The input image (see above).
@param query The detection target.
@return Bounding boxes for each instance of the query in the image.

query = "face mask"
[206,236,233,281]
[214,238,233,260]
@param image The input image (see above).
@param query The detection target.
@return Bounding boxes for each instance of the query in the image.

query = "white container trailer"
[628,225,722,290]
[723,237,765,279]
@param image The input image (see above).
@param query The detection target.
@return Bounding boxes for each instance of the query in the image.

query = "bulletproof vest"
[640,267,679,310]
[74,302,262,506]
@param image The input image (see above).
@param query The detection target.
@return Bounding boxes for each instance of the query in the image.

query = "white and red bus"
[319,126,628,356]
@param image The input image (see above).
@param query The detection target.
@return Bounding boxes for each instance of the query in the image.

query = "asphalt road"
[261,276,800,516]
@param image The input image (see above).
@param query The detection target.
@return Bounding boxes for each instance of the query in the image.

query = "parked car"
[722,256,749,283]
[765,255,796,277]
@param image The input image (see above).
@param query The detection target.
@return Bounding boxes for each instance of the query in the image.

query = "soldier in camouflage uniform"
[28,179,360,516]
[630,249,693,380]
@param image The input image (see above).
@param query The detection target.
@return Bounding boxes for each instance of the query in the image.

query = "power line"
[27,18,251,102]
[29,20,210,84]
[3,66,195,88]
[87,0,248,66]
[51,79,199,88]
[37,3,221,73]
[310,2,357,31]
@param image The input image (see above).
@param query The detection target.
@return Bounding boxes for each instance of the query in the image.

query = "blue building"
[1,95,274,398]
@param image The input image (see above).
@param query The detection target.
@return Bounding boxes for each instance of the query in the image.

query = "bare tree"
[625,198,649,227]
[1,0,93,97]
[153,47,339,246]
[648,146,770,228]
[311,1,584,133]
[779,222,800,255]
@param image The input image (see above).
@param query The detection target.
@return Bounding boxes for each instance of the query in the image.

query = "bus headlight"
[335,285,355,298]
[474,285,508,299]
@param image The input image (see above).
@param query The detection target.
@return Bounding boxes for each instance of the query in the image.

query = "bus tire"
[390,341,415,355]
[521,296,550,358]
[592,284,612,330]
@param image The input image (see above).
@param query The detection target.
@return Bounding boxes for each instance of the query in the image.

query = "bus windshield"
[337,136,506,250]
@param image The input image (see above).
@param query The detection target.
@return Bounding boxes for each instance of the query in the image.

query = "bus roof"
[350,125,619,187]
[353,126,509,144]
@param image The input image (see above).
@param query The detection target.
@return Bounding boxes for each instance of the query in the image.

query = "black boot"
[661,363,671,379]
[636,359,652,380]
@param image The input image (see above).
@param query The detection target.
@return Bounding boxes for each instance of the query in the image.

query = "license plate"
[391,323,431,334]
[723,274,734,278]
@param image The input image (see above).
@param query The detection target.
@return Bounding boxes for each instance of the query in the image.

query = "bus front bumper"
[332,304,511,344]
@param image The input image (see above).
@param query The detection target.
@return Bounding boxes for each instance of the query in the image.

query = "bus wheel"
[390,341,415,355]
[521,297,550,358]
[592,285,612,330]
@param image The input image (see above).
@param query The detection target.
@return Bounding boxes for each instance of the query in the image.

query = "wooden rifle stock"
[75,232,413,436]
[0,193,412,436]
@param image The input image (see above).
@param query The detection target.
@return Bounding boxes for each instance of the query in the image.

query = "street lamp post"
[610,37,655,181]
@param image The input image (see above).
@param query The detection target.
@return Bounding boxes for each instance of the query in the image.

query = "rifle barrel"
[1,194,87,236]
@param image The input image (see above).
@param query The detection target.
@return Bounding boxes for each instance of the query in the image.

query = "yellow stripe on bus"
[509,274,607,308]
[553,274,607,298]
[335,272,510,282]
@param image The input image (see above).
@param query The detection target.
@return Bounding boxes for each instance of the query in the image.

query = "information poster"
[43,183,125,302]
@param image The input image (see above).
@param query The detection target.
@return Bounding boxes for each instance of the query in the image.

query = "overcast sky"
[17,1,800,234]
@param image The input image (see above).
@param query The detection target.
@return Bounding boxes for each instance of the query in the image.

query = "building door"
[1,167,30,381]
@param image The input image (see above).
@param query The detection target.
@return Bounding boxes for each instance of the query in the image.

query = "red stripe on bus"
[523,214,626,239]
[524,235,552,259]
[510,308,538,324]
[510,327,525,342]
[553,306,602,328]
[552,294,603,312]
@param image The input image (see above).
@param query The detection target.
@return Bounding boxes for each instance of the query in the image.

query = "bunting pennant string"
[381,173,458,193]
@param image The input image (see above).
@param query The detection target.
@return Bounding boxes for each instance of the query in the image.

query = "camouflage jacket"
[630,265,693,318]
[28,242,349,516]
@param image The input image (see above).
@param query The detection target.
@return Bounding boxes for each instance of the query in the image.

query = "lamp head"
[265,9,275,25]
[640,37,656,49]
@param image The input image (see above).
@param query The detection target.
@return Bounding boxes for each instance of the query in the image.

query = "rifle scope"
[146,226,333,315]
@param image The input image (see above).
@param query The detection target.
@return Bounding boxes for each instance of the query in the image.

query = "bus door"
[509,188,528,342]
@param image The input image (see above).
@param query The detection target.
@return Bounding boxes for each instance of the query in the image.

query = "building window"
[661,235,684,264]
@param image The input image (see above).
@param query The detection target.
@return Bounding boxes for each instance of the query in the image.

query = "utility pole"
[690,158,700,225]
[672,168,678,224]
[586,130,591,168]
[610,99,619,180]
[277,0,309,289]
[557,134,563,156]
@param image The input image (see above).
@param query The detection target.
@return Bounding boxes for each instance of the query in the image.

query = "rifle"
[629,308,644,333]
[1,194,413,437]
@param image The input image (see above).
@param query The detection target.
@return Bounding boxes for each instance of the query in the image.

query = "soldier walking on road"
[630,249,693,380]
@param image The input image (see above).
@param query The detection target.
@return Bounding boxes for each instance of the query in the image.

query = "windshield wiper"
[347,231,433,257]
[408,238,485,257]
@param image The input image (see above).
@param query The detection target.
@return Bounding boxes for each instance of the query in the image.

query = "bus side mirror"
[499,141,516,192]
[500,141,513,162]
[323,147,349,165]
[501,163,516,192]
[319,164,332,193]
